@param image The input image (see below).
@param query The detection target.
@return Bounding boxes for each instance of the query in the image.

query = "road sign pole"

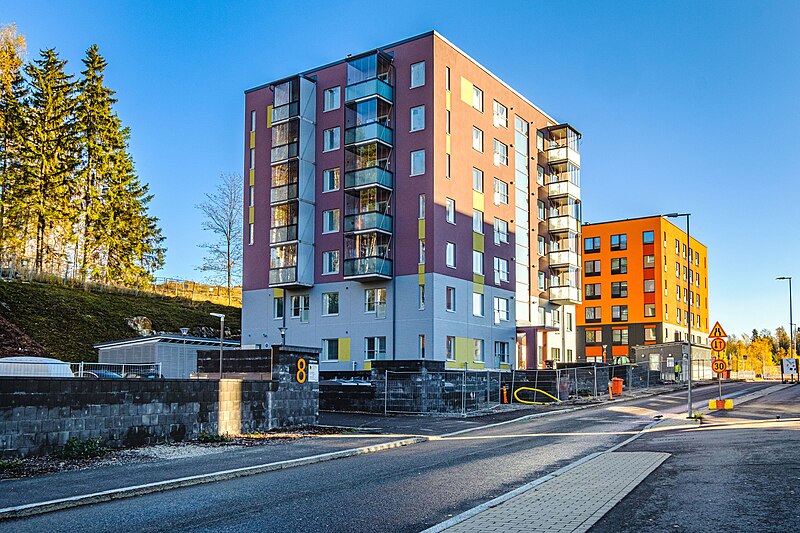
[718,371,722,401]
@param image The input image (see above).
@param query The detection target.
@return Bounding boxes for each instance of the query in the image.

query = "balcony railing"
[270,182,299,204]
[270,224,298,244]
[344,212,393,234]
[269,266,297,286]
[547,180,580,200]
[546,146,580,167]
[271,142,299,163]
[548,250,580,268]
[271,101,300,124]
[344,167,393,190]
[549,285,581,304]
[345,79,393,103]
[345,122,393,146]
[548,215,580,233]
[343,256,392,279]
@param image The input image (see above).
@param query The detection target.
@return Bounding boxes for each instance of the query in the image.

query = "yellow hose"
[513,386,562,404]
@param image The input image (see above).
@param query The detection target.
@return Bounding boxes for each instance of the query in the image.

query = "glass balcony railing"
[547,180,580,199]
[345,78,394,103]
[344,212,393,234]
[271,142,299,163]
[345,122,393,145]
[548,250,580,268]
[270,224,298,244]
[344,167,393,190]
[343,256,392,278]
[546,146,581,167]
[548,214,580,233]
[271,101,300,124]
[269,266,297,285]
[270,182,298,204]
[549,285,581,304]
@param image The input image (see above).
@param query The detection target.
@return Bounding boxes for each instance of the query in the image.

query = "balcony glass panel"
[345,78,394,103]
[270,182,299,204]
[345,122,393,145]
[344,167,393,189]
[270,225,298,244]
[343,257,392,278]
[269,267,297,285]
[271,142,299,163]
[271,101,299,124]
[344,212,393,233]
[345,142,392,173]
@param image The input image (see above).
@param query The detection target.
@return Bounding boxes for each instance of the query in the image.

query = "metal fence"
[70,362,163,378]
[0,359,162,378]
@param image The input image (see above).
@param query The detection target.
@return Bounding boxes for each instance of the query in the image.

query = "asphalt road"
[0,382,769,533]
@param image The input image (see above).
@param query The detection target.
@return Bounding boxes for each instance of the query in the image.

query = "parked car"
[82,370,123,379]
[0,356,73,377]
[123,371,163,379]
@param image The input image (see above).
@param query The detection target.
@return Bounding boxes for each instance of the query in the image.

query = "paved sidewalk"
[433,452,669,533]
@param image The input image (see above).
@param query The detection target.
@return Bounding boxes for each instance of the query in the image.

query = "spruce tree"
[0,66,28,260]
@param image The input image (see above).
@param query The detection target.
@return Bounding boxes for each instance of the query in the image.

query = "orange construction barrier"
[611,377,624,396]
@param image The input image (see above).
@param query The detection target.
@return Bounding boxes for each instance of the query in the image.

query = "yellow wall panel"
[338,338,351,362]
[446,134,451,154]
[460,77,473,106]
[473,274,485,285]
[446,91,451,110]
[418,273,425,285]
[473,190,484,211]
[249,169,255,186]
[273,288,284,298]
[364,361,372,371]
[418,263,425,275]
[266,105,273,128]
[248,206,254,224]
[473,231,484,252]
[473,283,484,295]
[250,131,256,149]
[418,219,425,239]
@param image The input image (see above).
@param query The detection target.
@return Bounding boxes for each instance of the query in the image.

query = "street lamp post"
[665,212,692,417]
[210,313,225,377]
[776,277,794,360]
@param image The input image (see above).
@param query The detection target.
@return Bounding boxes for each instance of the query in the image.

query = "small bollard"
[608,381,613,400]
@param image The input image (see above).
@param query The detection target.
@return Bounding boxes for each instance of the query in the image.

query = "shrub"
[197,431,232,443]
[56,437,109,459]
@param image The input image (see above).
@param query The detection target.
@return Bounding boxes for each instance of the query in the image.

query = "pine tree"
[24,48,80,272]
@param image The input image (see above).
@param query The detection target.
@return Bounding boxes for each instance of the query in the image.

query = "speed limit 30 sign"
[712,359,728,374]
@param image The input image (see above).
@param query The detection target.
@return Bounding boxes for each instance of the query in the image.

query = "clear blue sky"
[5,0,799,337]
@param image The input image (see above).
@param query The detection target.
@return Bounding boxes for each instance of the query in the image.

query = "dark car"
[123,371,163,379]
[83,370,123,379]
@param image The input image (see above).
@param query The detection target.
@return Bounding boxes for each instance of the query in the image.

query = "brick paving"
[441,451,670,533]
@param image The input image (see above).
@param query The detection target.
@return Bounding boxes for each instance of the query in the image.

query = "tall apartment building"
[576,216,709,363]
[241,31,583,370]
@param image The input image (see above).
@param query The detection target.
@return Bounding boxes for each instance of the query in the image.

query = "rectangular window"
[645,327,656,342]
[445,66,450,91]
[323,168,340,192]
[410,61,425,88]
[419,335,425,359]
[446,109,451,134]
[446,198,456,224]
[418,194,425,219]
[365,288,386,314]
[446,286,456,312]
[273,296,284,319]
[538,307,546,326]
[585,237,601,252]
[644,279,655,293]
[643,230,654,245]
[611,257,628,274]
[473,210,484,233]
[290,295,310,320]
[493,139,508,166]
[611,305,628,322]
[472,127,484,152]
[248,223,254,245]
[473,250,484,275]
[585,306,602,321]
[493,257,509,284]
[323,87,340,112]
[493,218,508,245]
[493,178,509,205]
[322,292,339,316]
[643,254,655,268]
[585,329,602,343]
[365,336,386,360]
[473,339,484,362]
[472,292,484,317]
[472,86,483,111]
[322,339,339,361]
[322,250,339,275]
[446,242,456,268]
[250,110,256,132]
[645,303,656,317]
[446,154,451,178]
[418,239,425,264]
[538,271,546,291]
[410,150,425,176]
[538,236,546,256]
[495,341,509,364]
[493,297,509,323]
[585,259,601,275]
[418,284,425,309]
[611,281,628,298]
[566,312,573,332]
[249,148,255,169]
[322,209,340,233]
[585,283,601,299]
[493,100,508,128]
[323,127,340,152]
[612,328,629,345]
[410,105,425,132]
[537,165,545,185]
[537,200,546,221]
[249,185,254,205]
[472,168,484,192]
[446,336,455,361]
[611,234,627,250]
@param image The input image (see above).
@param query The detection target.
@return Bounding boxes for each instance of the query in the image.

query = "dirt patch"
[0,312,49,358]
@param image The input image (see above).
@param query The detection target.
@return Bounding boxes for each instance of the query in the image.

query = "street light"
[776,277,794,360]
[665,212,693,417]
[278,326,287,346]
[210,313,225,377]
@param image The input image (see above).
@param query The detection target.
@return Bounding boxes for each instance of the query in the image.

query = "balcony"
[271,101,300,124]
[270,224,298,244]
[344,212,393,234]
[548,215,580,233]
[270,182,298,204]
[547,180,580,200]
[548,250,580,268]
[271,142,298,163]
[269,266,297,286]
[343,256,392,280]
[345,79,393,103]
[546,146,580,167]
[345,122,392,146]
[549,285,582,305]
[344,167,393,190]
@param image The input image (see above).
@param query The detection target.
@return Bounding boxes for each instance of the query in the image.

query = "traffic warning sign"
[709,321,727,339]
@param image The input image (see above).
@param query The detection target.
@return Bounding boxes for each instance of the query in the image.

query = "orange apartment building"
[576,216,709,363]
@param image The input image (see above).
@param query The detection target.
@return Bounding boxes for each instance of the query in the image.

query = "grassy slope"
[0,281,241,362]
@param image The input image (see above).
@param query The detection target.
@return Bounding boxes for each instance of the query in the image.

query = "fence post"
[593,366,598,397]
[511,370,516,404]
[462,368,467,415]
[384,371,389,414]
[486,371,490,407]
[79,361,84,378]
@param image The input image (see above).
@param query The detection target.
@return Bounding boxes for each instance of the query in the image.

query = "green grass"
[0,280,241,362]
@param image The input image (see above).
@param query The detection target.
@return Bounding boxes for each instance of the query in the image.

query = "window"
[446,286,456,311]
[410,61,425,88]
[250,110,256,132]
[585,260,601,276]
[446,154,450,179]
[365,288,386,314]
[418,194,425,219]
[446,242,456,268]
[323,127,340,152]
[537,165,545,186]
[538,307,546,326]
[322,209,340,233]
[473,251,484,275]
[537,200,546,221]
[611,234,627,250]
[611,305,628,322]
[538,271,546,290]
[322,292,339,316]
[494,257,509,284]
[643,230,654,245]
[585,237,601,252]
[612,328,629,345]
[536,130,544,151]
[410,150,425,176]
[418,284,425,309]
[493,178,509,205]
[472,292,484,317]
[552,309,561,326]
[493,100,508,128]
[493,218,508,244]
[473,339,485,362]
[473,210,484,233]
[472,168,484,192]
[322,250,339,275]
[566,312,573,332]
[585,330,602,343]
[645,303,656,317]
[248,223,254,245]
[538,236,546,256]
[445,66,450,90]
[585,283,601,299]
[446,198,456,224]
[290,295,310,320]
[446,110,450,134]
[675,262,681,278]
[493,139,508,166]
[585,307,601,321]
[418,239,425,264]
[472,127,484,152]
[695,251,699,266]
[323,87,340,111]
[493,296,509,323]
[495,341,509,364]
[249,148,255,169]
[322,339,339,361]
[472,86,483,111]
[611,281,628,298]
[645,327,656,342]
[446,336,455,360]
[675,239,680,254]
[611,257,628,274]
[410,105,425,132]
[644,279,655,293]
[323,168,340,192]
[273,296,284,319]
[643,254,655,268]
[419,335,425,359]
[365,336,386,360]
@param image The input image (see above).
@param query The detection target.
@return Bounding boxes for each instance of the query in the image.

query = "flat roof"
[94,334,240,349]
[582,215,706,247]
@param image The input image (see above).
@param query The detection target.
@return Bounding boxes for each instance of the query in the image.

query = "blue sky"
[4,0,799,337]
